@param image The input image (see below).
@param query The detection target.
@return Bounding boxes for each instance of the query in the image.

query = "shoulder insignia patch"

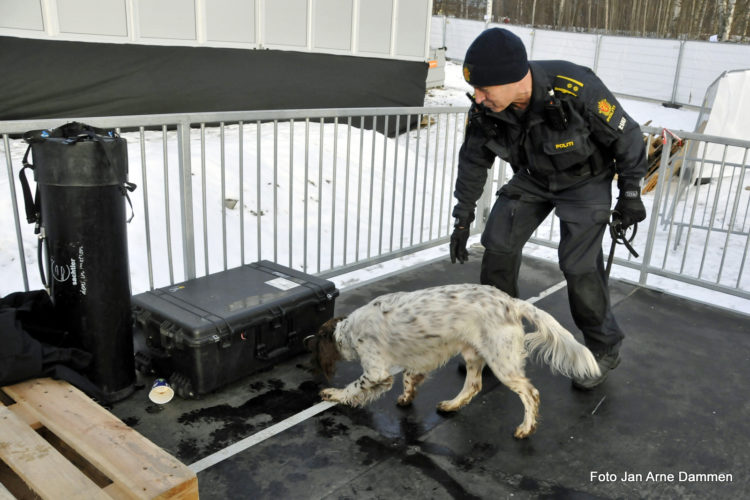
[554,75,584,97]
[597,98,616,122]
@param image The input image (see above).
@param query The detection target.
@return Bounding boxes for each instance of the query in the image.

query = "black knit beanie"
[463,28,529,86]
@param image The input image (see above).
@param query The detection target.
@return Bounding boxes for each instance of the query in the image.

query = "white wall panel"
[357,0,392,56]
[442,20,534,62]
[206,0,256,44]
[0,0,44,31]
[431,15,444,48]
[395,0,429,58]
[530,30,597,68]
[0,0,431,60]
[445,18,484,61]
[313,0,352,51]
[264,0,307,48]
[442,17,483,60]
[596,36,680,101]
[677,42,750,106]
[138,0,196,40]
[57,0,127,37]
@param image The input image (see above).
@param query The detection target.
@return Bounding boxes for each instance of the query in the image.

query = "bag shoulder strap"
[19,145,41,229]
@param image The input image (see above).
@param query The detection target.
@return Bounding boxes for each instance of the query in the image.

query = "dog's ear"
[309,316,345,380]
[318,316,345,339]
[318,338,340,380]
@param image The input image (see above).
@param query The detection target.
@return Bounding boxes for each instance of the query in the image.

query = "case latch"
[215,324,232,348]
[269,305,285,329]
[203,314,233,348]
[314,287,339,311]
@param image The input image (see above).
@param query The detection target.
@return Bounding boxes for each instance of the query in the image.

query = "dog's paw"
[319,388,343,403]
[396,395,413,407]
[436,400,460,413]
[513,424,537,440]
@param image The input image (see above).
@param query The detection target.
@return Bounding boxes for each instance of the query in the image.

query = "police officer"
[449,28,647,389]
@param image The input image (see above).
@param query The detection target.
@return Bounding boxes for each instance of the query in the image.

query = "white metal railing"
[479,125,750,303]
[1,107,467,295]
[1,109,749,307]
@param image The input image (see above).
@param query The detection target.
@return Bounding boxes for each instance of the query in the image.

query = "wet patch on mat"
[176,379,321,463]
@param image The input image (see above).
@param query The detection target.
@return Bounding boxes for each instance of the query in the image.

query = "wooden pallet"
[0,378,198,499]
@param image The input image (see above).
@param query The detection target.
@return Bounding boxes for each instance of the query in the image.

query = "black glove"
[450,219,471,264]
[614,177,647,229]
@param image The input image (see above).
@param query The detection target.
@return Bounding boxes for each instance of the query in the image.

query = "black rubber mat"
[110,252,749,499]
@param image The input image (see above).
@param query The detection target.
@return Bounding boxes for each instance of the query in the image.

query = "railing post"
[4,134,29,291]
[442,15,447,49]
[639,133,673,285]
[593,34,603,73]
[177,119,196,280]
[528,29,537,60]
[670,40,686,106]
[474,160,497,234]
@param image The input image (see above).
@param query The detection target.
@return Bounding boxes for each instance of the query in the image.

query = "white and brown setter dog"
[305,284,600,438]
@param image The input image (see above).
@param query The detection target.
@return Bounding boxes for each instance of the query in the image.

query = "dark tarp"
[0,36,428,122]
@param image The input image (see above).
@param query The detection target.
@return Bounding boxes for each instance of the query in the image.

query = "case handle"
[256,345,290,361]
[256,330,297,361]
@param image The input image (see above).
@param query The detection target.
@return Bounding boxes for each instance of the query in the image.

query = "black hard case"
[131,261,338,398]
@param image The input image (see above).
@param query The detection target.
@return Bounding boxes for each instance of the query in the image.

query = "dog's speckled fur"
[307,284,601,438]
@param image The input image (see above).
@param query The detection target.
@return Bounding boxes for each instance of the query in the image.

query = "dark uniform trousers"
[480,169,624,355]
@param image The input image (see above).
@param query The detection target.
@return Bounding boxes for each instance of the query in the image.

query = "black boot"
[571,350,621,390]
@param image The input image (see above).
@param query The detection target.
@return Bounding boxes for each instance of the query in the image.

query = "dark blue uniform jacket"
[453,60,648,222]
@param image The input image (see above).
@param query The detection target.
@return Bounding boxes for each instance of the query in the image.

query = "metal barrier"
[1,110,748,304]
[640,126,750,298]
[481,125,750,302]
[1,107,468,295]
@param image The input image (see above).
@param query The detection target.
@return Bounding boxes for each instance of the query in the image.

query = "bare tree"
[668,0,682,36]
[431,0,750,41]
[629,0,639,33]
[718,0,738,40]
[687,0,696,38]
[656,0,668,36]
[742,1,750,41]
[552,0,563,27]
[708,0,722,35]
[716,0,728,38]
[605,0,610,31]
[695,0,710,37]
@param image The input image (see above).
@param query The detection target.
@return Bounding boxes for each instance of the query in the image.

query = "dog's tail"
[516,300,601,379]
